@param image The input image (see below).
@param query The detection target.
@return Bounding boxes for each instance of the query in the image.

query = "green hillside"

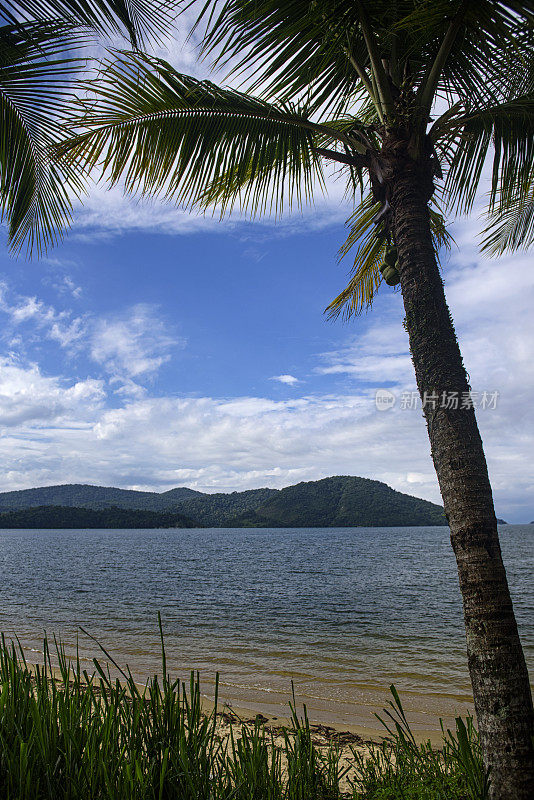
[0,477,448,527]
[0,506,198,529]
[230,477,447,527]
[0,484,201,512]
[174,488,278,526]
[0,484,277,524]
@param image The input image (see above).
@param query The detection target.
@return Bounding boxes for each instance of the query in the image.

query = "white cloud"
[0,351,531,520]
[0,357,104,427]
[61,276,82,299]
[316,322,413,385]
[1,387,432,496]
[271,374,300,386]
[89,303,183,380]
[0,286,87,350]
[0,285,181,389]
[69,180,351,243]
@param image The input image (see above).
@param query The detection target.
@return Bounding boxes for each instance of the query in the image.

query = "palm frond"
[394,0,534,130]
[196,0,414,118]
[481,177,534,254]
[0,21,87,254]
[61,51,335,218]
[195,1,534,124]
[326,195,385,320]
[435,95,534,216]
[327,197,453,320]
[0,0,175,47]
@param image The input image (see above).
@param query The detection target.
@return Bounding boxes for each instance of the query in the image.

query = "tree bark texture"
[384,134,534,800]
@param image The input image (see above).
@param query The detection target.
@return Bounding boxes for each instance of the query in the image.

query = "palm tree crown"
[62,0,534,311]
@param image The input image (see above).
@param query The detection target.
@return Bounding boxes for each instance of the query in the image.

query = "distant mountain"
[0,484,201,512]
[229,476,447,527]
[0,477,448,527]
[0,506,198,529]
[171,488,278,526]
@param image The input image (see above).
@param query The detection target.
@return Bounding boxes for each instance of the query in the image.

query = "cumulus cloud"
[0,358,531,520]
[0,285,87,350]
[0,387,430,494]
[0,284,181,390]
[271,374,300,386]
[0,357,105,427]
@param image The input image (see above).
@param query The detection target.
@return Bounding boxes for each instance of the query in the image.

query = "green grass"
[350,687,489,799]
[0,620,489,799]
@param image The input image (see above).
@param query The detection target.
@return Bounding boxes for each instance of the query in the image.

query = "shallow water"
[0,525,532,729]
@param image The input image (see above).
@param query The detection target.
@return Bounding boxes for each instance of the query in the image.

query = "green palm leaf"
[61,52,339,217]
[59,1,534,307]
[435,96,534,216]
[482,175,534,254]
[0,21,86,253]
[0,0,174,47]
[197,1,532,118]
[326,196,385,319]
[197,0,379,117]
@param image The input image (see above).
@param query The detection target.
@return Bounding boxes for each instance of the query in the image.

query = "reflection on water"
[0,525,532,728]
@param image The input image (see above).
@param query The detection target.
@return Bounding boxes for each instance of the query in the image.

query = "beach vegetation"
[0,629,488,800]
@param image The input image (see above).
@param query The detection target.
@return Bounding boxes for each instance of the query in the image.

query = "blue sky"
[0,214,388,401]
[0,21,533,521]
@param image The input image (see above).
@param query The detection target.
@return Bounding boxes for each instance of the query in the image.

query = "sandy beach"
[29,647,473,747]
[200,689,466,750]
[200,678,475,745]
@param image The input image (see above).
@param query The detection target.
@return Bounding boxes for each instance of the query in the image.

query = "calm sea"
[0,525,532,731]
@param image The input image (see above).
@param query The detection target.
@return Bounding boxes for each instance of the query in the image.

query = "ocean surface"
[0,525,532,731]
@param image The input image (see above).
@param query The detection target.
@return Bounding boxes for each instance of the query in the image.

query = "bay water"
[0,525,532,732]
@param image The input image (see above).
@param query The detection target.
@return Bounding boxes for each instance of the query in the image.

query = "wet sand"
[200,683,473,748]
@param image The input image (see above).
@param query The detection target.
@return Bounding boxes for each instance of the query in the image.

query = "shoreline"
[198,682,474,748]
[25,649,473,748]
[14,636,478,742]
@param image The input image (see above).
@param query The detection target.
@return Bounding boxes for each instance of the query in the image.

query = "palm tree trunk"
[387,145,534,800]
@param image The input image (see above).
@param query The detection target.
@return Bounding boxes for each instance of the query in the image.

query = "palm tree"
[0,0,175,254]
[61,2,534,796]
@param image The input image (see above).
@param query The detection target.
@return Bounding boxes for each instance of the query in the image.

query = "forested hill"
[0,477,448,527]
[0,484,202,511]
[0,506,198,529]
[230,476,447,527]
